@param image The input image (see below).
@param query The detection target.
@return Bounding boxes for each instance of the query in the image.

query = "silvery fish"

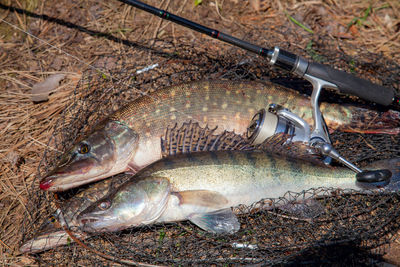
[40,80,400,191]
[78,150,400,234]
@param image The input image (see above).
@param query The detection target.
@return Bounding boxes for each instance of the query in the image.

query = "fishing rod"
[119,0,398,109]
[120,0,393,184]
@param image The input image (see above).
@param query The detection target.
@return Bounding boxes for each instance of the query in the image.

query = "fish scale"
[105,80,388,168]
[141,151,355,196]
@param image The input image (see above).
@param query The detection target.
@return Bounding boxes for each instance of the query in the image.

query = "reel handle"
[356,169,392,184]
[315,141,392,184]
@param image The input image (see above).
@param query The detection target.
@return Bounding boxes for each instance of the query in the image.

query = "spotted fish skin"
[40,80,400,191]
[107,80,397,166]
[78,151,400,233]
[109,80,400,134]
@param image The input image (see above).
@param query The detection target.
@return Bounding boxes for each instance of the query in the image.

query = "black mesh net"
[21,28,400,265]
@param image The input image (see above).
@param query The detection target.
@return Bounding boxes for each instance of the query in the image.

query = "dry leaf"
[4,151,19,166]
[31,74,65,102]
[249,0,260,12]
[349,24,359,36]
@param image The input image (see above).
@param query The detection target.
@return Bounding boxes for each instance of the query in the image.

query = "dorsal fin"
[161,121,258,157]
[258,133,326,166]
[161,121,325,165]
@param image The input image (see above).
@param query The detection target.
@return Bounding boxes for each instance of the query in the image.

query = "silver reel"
[246,77,391,184]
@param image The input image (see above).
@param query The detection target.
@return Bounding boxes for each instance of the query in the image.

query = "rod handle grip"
[305,62,394,106]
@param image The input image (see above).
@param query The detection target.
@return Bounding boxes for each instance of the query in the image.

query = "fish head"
[40,121,139,191]
[78,177,170,232]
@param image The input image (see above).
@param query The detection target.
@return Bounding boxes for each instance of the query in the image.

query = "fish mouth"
[19,230,88,253]
[39,159,99,191]
[79,214,124,232]
[39,178,54,190]
[80,216,99,225]
[40,175,99,192]
[79,216,108,232]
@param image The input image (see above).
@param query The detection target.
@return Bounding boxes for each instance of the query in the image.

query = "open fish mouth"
[39,170,76,190]
[79,216,101,231]
[39,175,83,192]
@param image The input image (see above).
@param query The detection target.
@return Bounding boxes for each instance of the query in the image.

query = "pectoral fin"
[189,208,240,234]
[171,190,238,233]
[172,190,228,209]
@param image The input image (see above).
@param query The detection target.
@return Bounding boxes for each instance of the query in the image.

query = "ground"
[0,0,399,265]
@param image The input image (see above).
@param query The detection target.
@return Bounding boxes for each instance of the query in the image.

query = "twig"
[214,0,231,22]
[375,32,400,51]
[26,135,62,153]
[284,11,314,34]
[359,135,377,151]
[0,238,11,250]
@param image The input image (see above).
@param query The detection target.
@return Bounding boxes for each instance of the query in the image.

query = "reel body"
[246,78,391,184]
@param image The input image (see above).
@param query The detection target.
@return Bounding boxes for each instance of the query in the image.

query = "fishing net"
[21,23,400,265]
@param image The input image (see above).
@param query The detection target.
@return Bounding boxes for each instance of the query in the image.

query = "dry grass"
[0,0,399,265]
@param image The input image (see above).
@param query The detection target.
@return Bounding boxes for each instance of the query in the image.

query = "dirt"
[0,0,399,265]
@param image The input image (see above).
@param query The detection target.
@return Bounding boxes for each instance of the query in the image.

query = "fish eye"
[50,216,57,223]
[98,201,111,210]
[78,143,90,154]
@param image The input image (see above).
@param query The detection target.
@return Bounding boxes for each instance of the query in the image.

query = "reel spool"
[246,104,310,145]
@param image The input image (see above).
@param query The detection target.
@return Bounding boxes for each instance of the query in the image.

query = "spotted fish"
[40,80,400,191]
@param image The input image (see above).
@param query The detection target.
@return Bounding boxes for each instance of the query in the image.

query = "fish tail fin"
[343,108,400,135]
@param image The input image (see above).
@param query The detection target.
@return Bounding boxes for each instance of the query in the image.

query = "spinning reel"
[246,73,392,184]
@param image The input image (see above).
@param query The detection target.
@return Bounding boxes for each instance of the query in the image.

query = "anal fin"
[189,208,240,234]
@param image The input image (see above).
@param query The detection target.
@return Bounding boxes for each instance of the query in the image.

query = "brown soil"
[0,0,399,265]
